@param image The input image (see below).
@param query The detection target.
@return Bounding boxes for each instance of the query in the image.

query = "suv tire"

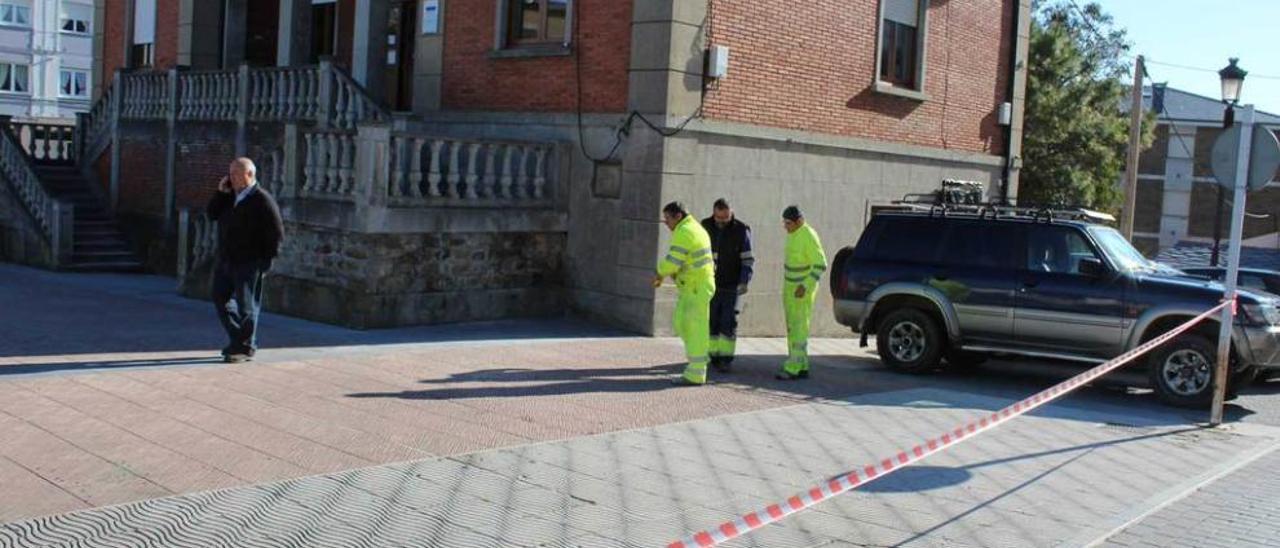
[877,308,944,374]
[1148,334,1217,408]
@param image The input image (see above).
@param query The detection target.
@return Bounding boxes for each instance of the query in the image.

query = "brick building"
[1,0,1031,336]
[1129,85,1280,258]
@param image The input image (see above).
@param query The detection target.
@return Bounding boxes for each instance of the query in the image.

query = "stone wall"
[182,222,568,329]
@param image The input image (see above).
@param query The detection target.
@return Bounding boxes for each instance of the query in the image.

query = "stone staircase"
[32,162,143,272]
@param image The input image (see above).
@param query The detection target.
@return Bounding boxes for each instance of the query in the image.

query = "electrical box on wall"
[707,45,730,79]
[998,102,1013,126]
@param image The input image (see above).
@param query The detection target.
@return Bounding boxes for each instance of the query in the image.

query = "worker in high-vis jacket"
[701,198,754,373]
[777,205,826,381]
[653,201,717,386]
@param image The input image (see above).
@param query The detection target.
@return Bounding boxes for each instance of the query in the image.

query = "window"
[0,63,29,93]
[940,222,1015,269]
[0,2,31,27]
[60,70,88,97]
[131,0,155,68]
[879,0,924,89]
[505,0,569,46]
[870,218,944,264]
[61,3,92,34]
[1026,227,1100,275]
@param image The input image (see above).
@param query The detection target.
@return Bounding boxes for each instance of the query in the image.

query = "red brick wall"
[441,0,632,112]
[155,0,180,69]
[702,0,1013,155]
[173,124,240,210]
[101,0,127,94]
[117,124,167,216]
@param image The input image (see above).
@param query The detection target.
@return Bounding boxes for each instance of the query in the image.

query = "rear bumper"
[834,299,869,332]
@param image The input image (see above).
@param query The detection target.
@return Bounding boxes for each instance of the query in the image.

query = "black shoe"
[798,369,810,379]
[712,359,733,373]
[775,371,804,381]
[671,377,705,386]
[224,353,251,364]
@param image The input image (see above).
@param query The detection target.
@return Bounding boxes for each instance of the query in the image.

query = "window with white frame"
[61,3,91,35]
[0,2,31,27]
[131,0,156,67]
[60,70,89,97]
[0,63,29,93]
[878,0,926,91]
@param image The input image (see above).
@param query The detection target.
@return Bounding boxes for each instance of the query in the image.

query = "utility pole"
[1120,55,1145,240]
[1210,105,1255,427]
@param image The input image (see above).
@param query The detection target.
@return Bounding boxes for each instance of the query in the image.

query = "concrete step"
[65,261,145,273]
[74,241,131,253]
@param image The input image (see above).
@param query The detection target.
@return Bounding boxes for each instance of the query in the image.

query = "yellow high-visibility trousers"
[781,282,816,376]
[674,279,715,384]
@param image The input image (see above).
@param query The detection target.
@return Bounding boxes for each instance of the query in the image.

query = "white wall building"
[0,0,94,122]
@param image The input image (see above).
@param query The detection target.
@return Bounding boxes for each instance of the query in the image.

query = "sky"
[1093,0,1280,116]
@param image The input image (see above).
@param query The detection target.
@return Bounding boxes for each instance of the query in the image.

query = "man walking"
[777,205,826,380]
[208,157,284,363]
[654,201,716,386]
[701,199,754,373]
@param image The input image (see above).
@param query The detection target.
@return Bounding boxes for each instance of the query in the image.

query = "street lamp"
[1211,58,1248,266]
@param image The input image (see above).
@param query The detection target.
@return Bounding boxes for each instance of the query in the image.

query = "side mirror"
[1078,257,1106,278]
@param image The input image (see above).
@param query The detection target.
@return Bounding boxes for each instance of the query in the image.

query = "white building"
[0,0,94,122]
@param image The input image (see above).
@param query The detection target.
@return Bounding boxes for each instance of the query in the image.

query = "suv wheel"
[1148,334,1217,408]
[877,308,944,373]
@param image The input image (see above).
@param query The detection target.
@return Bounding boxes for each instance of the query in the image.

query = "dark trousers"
[709,290,739,363]
[212,259,268,354]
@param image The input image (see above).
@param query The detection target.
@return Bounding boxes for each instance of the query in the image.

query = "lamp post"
[1210,58,1251,427]
[1210,58,1247,266]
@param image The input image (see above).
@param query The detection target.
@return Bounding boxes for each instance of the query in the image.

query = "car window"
[1026,226,1100,275]
[1240,274,1268,292]
[940,222,1015,269]
[871,218,943,264]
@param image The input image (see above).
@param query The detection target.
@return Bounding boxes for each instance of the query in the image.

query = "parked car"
[830,208,1280,407]
[1178,266,1280,296]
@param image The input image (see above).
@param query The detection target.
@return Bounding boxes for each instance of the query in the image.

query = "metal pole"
[1120,55,1144,240]
[1210,104,1255,426]
[1211,185,1223,266]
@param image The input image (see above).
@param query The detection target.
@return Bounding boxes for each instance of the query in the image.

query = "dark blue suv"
[831,210,1280,407]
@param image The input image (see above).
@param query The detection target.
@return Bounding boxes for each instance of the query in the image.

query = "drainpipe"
[1002,1,1029,205]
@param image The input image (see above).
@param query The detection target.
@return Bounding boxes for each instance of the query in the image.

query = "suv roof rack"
[885,201,1117,224]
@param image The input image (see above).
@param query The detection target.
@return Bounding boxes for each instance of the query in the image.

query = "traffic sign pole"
[1211,104,1254,427]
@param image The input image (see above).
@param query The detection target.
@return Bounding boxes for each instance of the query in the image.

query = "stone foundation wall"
[183,222,568,329]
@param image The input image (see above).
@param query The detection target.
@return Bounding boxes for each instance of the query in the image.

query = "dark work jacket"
[701,216,754,293]
[207,185,285,266]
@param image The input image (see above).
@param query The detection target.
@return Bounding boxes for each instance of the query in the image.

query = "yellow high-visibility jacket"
[657,216,715,289]
[783,223,827,291]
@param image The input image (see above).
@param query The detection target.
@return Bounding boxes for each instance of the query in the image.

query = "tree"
[1021,1,1152,212]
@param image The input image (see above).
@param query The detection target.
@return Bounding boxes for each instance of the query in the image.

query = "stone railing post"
[281,123,302,200]
[353,123,390,232]
[49,200,74,268]
[176,208,190,280]
[236,63,250,156]
[164,67,180,229]
[317,57,334,129]
[109,70,123,211]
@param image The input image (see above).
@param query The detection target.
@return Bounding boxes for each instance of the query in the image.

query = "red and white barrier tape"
[668,301,1230,548]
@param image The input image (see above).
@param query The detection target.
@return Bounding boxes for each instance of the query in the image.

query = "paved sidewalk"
[5,264,1280,547]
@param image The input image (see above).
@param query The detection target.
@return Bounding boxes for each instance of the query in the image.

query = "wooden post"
[1120,55,1144,240]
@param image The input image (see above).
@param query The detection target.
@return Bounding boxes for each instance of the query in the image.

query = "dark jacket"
[207,185,285,266]
[701,215,754,293]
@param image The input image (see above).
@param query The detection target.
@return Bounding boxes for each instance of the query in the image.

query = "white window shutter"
[883,0,919,27]
[133,0,155,44]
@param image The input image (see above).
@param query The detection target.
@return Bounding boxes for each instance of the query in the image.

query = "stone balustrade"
[388,134,554,207]
[301,129,357,201]
[248,67,319,123]
[176,208,218,284]
[10,122,75,162]
[120,72,168,120]
[0,120,73,265]
[177,70,240,121]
